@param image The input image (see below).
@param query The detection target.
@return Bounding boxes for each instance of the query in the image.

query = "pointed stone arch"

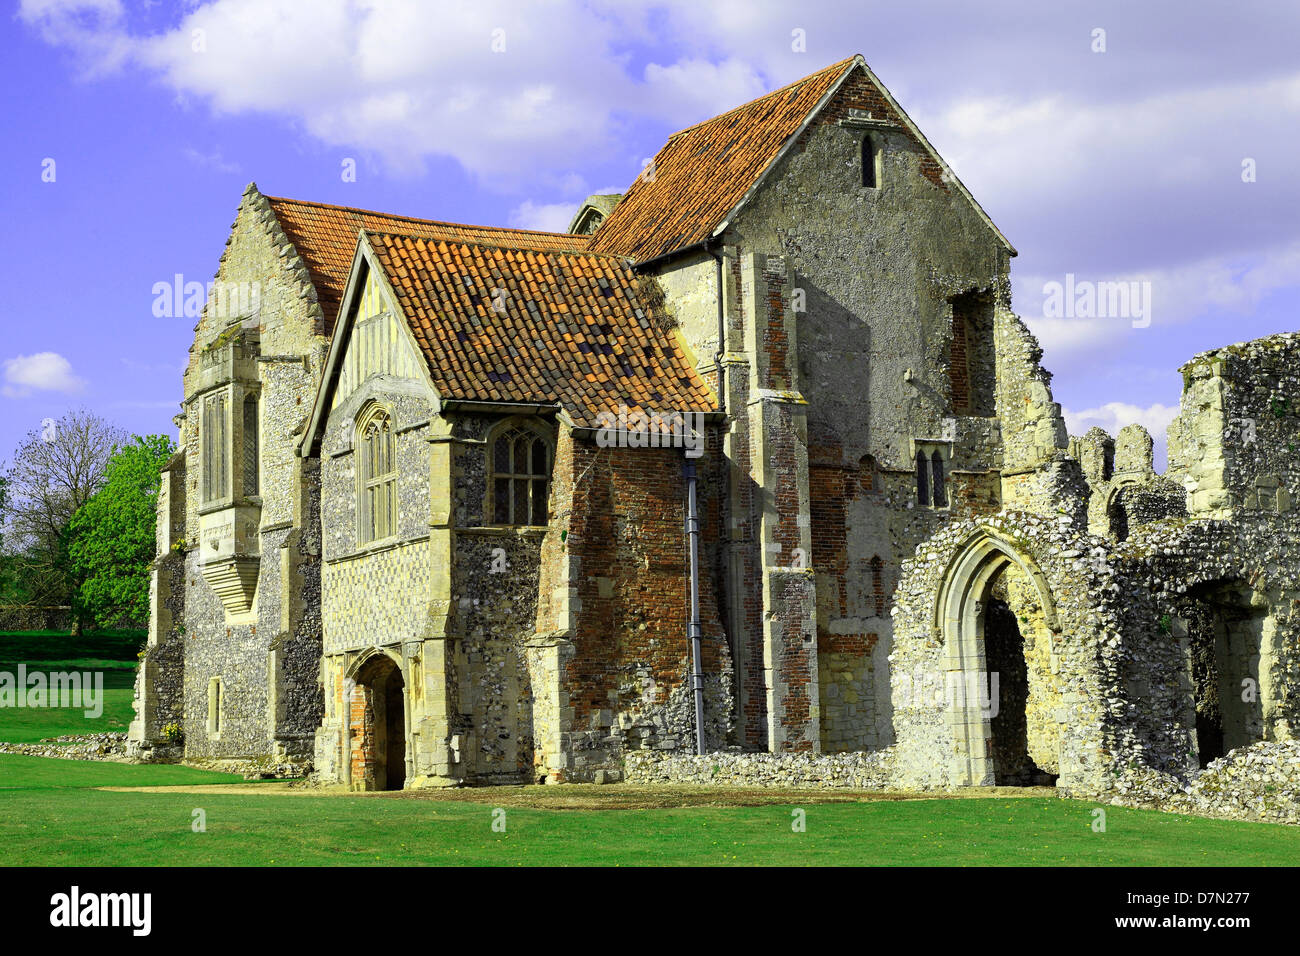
[933,528,1060,640]
[930,528,1062,786]
[345,646,404,684]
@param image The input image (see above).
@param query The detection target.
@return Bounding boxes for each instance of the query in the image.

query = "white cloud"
[1064,401,1179,440]
[86,0,711,183]
[924,72,1300,274]
[182,147,241,173]
[1018,239,1300,363]
[17,0,609,180]
[10,1,872,185]
[1063,401,1180,471]
[640,57,767,128]
[507,200,577,233]
[20,0,1300,241]
[2,352,87,398]
[17,0,131,77]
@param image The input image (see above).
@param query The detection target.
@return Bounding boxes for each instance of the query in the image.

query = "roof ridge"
[363,228,624,260]
[666,55,857,140]
[264,193,584,241]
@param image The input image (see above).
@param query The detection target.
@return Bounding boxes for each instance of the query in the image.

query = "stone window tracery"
[357,405,397,544]
[201,392,229,504]
[489,423,552,527]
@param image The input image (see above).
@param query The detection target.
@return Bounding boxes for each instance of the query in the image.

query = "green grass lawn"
[1,753,1297,866]
[0,630,142,741]
[2,630,1296,867]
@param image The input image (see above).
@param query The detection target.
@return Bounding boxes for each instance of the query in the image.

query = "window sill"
[461,525,549,536]
[198,498,261,517]
[327,533,430,564]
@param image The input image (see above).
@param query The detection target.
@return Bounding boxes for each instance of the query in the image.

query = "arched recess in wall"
[933,530,1060,637]
[1103,478,1142,541]
[1174,578,1273,768]
[932,528,1061,787]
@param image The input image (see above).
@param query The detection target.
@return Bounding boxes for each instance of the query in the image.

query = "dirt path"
[96,781,1059,810]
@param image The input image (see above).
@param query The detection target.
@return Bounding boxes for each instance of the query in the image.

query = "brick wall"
[950,306,971,414]
[534,425,734,778]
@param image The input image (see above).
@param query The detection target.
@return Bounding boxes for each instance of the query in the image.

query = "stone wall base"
[181,755,312,779]
[1094,740,1300,826]
[624,748,900,790]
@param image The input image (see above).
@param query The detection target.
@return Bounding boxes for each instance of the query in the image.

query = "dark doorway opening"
[352,655,407,792]
[1180,582,1267,768]
[985,597,1057,786]
[383,667,406,791]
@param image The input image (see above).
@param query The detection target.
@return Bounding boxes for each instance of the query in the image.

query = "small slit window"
[208,677,222,736]
[858,454,878,494]
[915,443,950,509]
[862,135,880,189]
[870,555,886,616]
[931,451,947,507]
[489,424,552,527]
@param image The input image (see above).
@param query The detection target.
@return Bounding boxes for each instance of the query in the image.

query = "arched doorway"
[348,652,407,791]
[935,531,1063,787]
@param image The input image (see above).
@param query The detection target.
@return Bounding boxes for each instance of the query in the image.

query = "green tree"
[4,409,127,632]
[68,434,176,628]
[0,476,22,607]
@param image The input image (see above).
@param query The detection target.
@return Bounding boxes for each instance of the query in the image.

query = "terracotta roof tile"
[588,57,855,262]
[363,232,714,428]
[265,195,592,334]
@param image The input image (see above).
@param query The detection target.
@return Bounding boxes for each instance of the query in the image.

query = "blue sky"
[3,0,1299,469]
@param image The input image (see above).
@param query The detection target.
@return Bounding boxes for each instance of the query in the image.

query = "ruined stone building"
[129,55,1300,799]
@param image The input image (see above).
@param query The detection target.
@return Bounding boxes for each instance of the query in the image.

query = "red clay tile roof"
[587,56,856,262]
[265,195,592,334]
[363,232,715,427]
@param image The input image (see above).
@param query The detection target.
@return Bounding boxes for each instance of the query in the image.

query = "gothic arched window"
[489,422,552,526]
[357,405,396,543]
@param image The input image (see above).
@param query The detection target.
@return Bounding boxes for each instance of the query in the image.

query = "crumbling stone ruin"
[127,54,1300,820]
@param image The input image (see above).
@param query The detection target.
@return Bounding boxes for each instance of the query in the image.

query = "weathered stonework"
[132,57,1300,825]
[129,183,327,773]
